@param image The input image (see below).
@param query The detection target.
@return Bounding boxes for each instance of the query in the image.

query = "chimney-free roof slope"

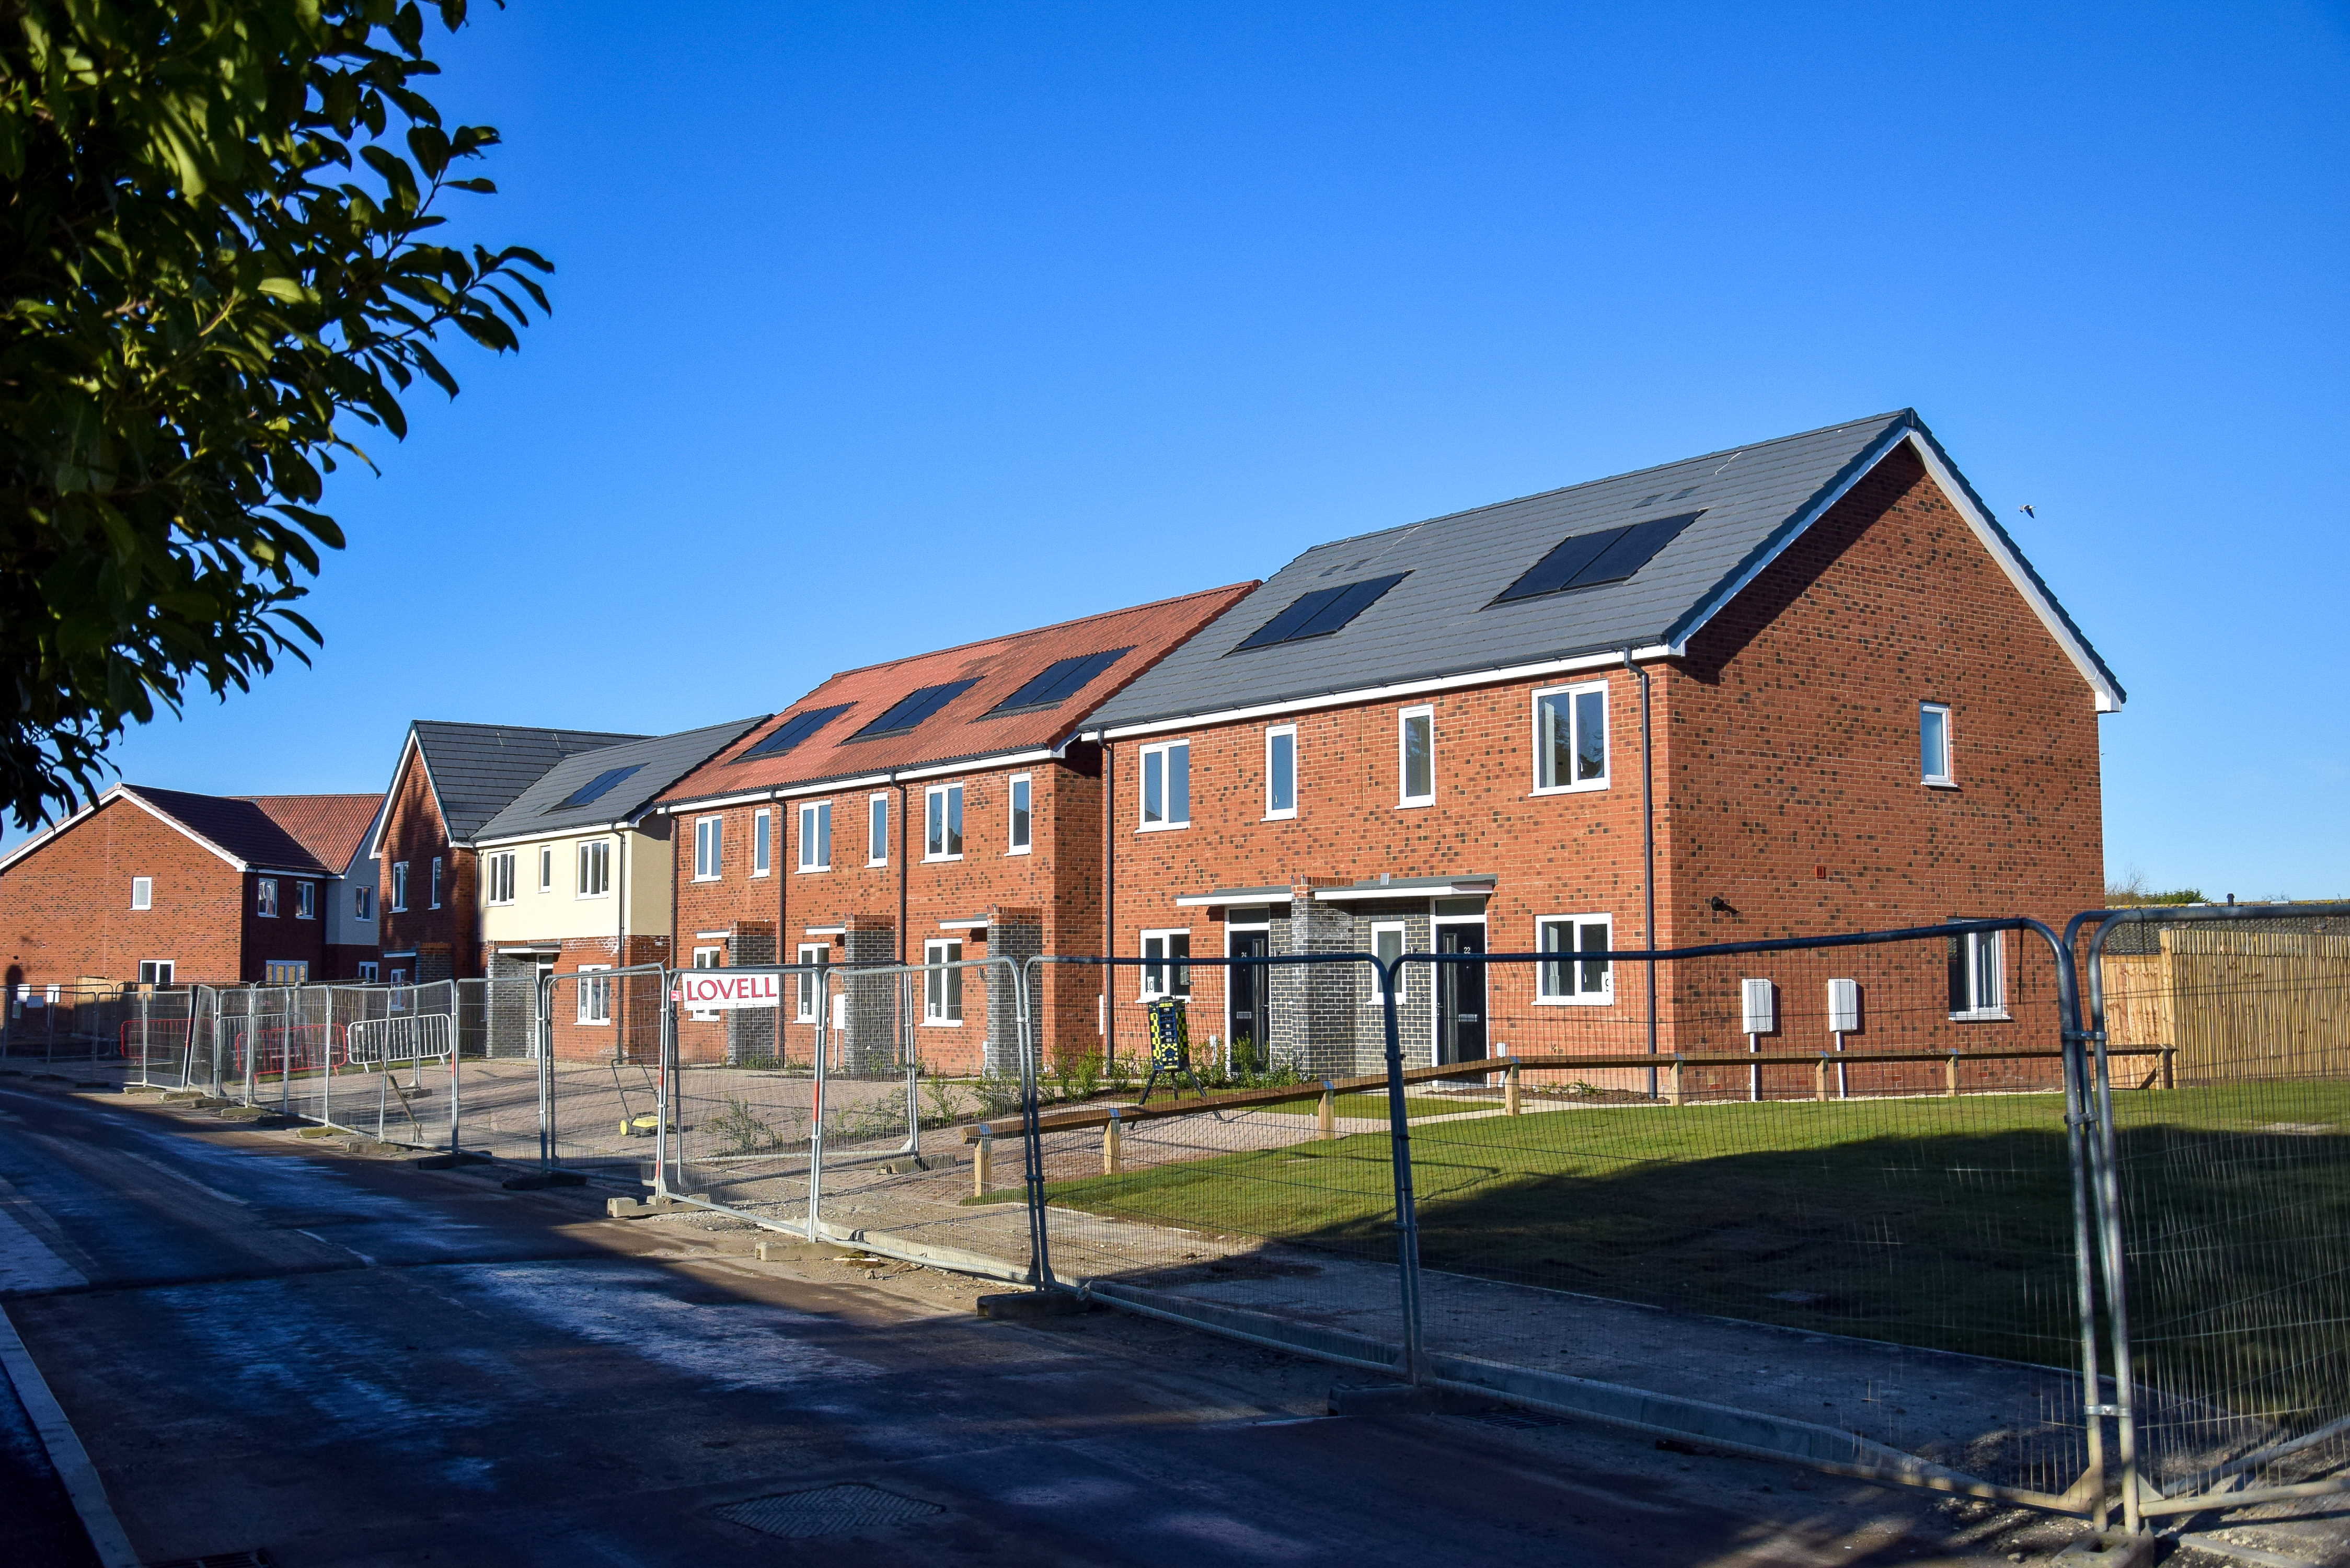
[661,583,1259,806]
[474,718,767,844]
[243,794,385,874]
[404,721,651,844]
[1089,411,2122,730]
[123,786,344,873]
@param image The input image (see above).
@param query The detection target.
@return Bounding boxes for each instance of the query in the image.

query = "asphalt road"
[0,1076,2120,1567]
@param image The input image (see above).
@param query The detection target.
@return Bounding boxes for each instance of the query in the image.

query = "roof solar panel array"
[741,704,854,760]
[855,679,978,737]
[1493,512,1702,605]
[550,764,645,811]
[1231,572,1409,654]
[992,648,1134,712]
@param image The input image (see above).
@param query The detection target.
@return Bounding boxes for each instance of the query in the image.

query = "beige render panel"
[477,828,673,946]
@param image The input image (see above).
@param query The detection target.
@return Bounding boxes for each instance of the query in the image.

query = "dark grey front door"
[1437,923,1486,1064]
[1228,929,1269,1070]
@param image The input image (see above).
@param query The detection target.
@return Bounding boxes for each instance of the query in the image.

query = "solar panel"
[991,648,1134,712]
[549,763,644,811]
[738,704,853,761]
[1490,512,1699,605]
[1230,573,1409,654]
[854,679,979,738]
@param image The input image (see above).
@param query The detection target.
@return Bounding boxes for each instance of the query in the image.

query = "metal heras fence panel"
[1393,921,2103,1516]
[2080,902,2350,1531]
[1001,953,1418,1374]
[532,965,669,1178]
[2,980,142,1075]
[665,963,819,1229]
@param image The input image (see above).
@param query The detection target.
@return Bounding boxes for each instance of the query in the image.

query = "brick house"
[653,585,1258,1072]
[1081,411,2123,1088]
[372,721,646,985]
[0,786,385,995]
[469,717,764,1060]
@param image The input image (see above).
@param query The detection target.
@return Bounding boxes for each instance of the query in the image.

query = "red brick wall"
[2,798,248,987]
[375,747,481,980]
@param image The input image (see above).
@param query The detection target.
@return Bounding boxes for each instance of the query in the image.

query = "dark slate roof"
[1089,410,2122,730]
[407,721,650,844]
[122,786,340,873]
[474,718,768,842]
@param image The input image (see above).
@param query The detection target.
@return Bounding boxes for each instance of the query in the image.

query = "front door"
[1437,923,1487,1064]
[1228,928,1270,1072]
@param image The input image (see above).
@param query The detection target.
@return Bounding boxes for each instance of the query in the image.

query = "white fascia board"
[1172,886,1295,908]
[892,750,1057,785]
[471,822,629,850]
[659,748,1055,811]
[114,787,250,872]
[0,800,97,873]
[802,925,847,936]
[366,732,430,859]
[1091,648,1673,742]
[656,789,779,815]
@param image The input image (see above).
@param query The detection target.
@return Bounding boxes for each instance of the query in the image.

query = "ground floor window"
[1536,915,1612,1002]
[137,960,174,987]
[925,939,963,1023]
[1368,922,1405,999]
[263,960,308,986]
[689,946,721,1021]
[358,962,379,983]
[796,943,827,1023]
[1140,929,1192,999]
[578,964,612,1025]
[1949,929,2006,1019]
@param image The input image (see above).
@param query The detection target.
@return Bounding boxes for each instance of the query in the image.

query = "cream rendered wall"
[477,827,673,947]
[625,828,671,938]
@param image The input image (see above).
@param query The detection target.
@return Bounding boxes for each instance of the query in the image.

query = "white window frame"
[924,784,964,861]
[1007,774,1033,855]
[1921,702,1955,788]
[356,961,379,983]
[130,877,153,910]
[390,862,408,912]
[694,816,723,881]
[1138,740,1190,831]
[795,943,827,1023]
[1265,725,1298,821]
[256,878,279,918]
[1951,929,2007,1021]
[688,946,721,1020]
[295,881,318,920]
[577,964,612,1025]
[924,938,964,1025]
[867,793,890,867]
[1533,679,1611,795]
[485,852,516,906]
[138,960,174,987]
[353,885,374,921]
[577,839,612,899]
[798,801,832,872]
[1535,914,1615,1005]
[538,845,554,892]
[1368,920,1405,999]
[1139,928,1193,999]
[753,808,773,878]
[1398,706,1435,808]
[429,857,442,909]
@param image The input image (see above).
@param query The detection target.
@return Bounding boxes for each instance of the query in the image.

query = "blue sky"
[53,1,2350,897]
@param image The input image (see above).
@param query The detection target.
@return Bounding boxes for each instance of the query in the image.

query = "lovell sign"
[670,972,781,1011]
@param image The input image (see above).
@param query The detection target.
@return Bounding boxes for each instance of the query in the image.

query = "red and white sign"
[670,972,781,1011]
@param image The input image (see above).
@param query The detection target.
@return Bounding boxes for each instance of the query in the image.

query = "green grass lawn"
[1020,1083,2350,1384]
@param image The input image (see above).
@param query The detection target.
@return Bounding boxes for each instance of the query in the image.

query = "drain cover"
[712,1483,943,1539]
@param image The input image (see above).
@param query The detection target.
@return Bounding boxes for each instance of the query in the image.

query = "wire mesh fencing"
[2083,903,2350,1529]
[3,981,148,1078]
[525,966,669,1177]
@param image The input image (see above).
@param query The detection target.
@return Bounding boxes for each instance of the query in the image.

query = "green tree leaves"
[1,0,550,829]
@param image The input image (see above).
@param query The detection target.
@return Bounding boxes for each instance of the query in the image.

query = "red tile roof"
[244,794,384,873]
[660,583,1258,805]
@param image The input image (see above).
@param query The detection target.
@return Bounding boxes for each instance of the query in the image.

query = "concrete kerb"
[0,1303,140,1568]
[657,1189,1040,1287]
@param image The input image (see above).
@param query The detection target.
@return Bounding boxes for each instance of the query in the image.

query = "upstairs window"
[538,846,554,891]
[799,801,833,871]
[256,878,279,917]
[1535,681,1609,793]
[485,853,516,905]
[295,881,318,919]
[429,857,443,909]
[694,817,722,881]
[130,877,153,910]
[578,840,611,897]
[1398,707,1434,807]
[1921,704,1954,786]
[925,785,963,860]
[868,794,890,866]
[1265,727,1297,820]
[390,862,409,912]
[1139,741,1189,829]
[1008,775,1032,854]
[353,885,374,921]
[753,808,772,877]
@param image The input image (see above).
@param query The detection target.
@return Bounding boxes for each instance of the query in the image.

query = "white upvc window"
[1536,914,1614,1004]
[796,943,827,1023]
[924,938,964,1024]
[353,885,374,921]
[538,845,554,891]
[1534,679,1609,793]
[799,801,833,871]
[130,877,153,910]
[1265,725,1298,820]
[390,862,409,912]
[1368,920,1405,999]
[1921,702,1955,787]
[1138,740,1190,830]
[578,839,611,898]
[485,852,516,905]
[1398,706,1434,807]
[753,808,772,877]
[1950,929,2007,1020]
[429,857,443,909]
[1007,774,1032,854]
[867,793,890,866]
[256,878,279,917]
[688,946,721,1020]
[577,964,612,1025]
[356,961,379,983]
[694,816,722,881]
[925,784,963,860]
[138,960,174,987]
[295,881,317,919]
[1140,929,1192,999]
